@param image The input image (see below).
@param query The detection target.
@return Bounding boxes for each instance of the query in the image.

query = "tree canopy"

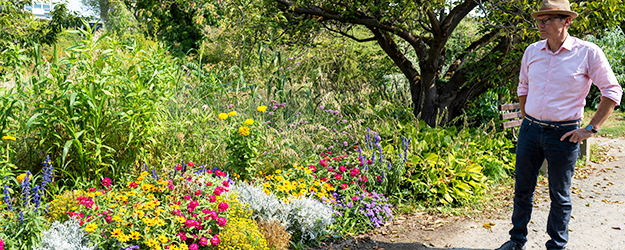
[272,0,625,126]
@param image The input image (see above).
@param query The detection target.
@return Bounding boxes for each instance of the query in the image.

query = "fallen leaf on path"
[612,227,621,230]
[483,224,492,229]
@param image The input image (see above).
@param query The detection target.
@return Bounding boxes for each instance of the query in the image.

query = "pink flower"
[217,217,227,227]
[341,183,348,189]
[222,180,230,188]
[327,166,333,172]
[309,165,316,171]
[210,235,220,246]
[195,190,202,196]
[362,176,368,182]
[202,208,210,214]
[184,195,191,201]
[185,219,197,228]
[208,210,218,220]
[101,177,112,188]
[188,162,195,167]
[176,164,182,171]
[339,166,346,172]
[352,196,359,201]
[218,202,228,213]
[208,195,216,202]
[187,200,199,212]
[335,174,342,181]
[199,237,209,246]
[178,231,187,241]
[320,160,328,167]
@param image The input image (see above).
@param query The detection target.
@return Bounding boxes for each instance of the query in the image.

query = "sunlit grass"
[582,108,625,138]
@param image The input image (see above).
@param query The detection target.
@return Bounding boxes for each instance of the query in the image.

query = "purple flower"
[33,184,41,212]
[3,182,12,211]
[343,141,348,146]
[21,171,31,206]
[41,155,53,192]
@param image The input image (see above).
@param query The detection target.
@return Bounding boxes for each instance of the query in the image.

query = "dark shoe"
[495,241,525,250]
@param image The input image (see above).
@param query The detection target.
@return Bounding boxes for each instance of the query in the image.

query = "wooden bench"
[500,103,590,176]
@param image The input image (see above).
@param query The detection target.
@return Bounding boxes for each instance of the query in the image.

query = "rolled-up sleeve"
[517,47,530,96]
[587,45,623,105]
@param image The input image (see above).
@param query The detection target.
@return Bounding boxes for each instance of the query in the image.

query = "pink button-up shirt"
[518,35,623,122]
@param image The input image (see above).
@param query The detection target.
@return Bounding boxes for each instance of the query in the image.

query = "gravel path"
[314,137,625,250]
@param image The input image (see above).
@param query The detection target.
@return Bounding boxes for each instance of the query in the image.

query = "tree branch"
[427,10,442,36]
[444,30,500,78]
[321,22,377,42]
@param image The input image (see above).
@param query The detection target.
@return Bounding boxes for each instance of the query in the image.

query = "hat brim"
[531,10,579,19]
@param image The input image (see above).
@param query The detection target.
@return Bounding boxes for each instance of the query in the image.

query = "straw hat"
[531,0,579,19]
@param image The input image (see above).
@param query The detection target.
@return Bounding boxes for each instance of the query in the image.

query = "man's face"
[536,14,569,39]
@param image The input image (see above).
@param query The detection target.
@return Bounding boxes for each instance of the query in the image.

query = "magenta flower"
[195,190,202,196]
[178,231,187,241]
[208,210,218,220]
[202,208,210,214]
[217,217,227,227]
[217,202,228,213]
[339,166,346,172]
[101,177,112,188]
[222,180,230,187]
[189,244,198,250]
[184,194,191,201]
[185,219,197,228]
[208,195,216,202]
[199,237,209,246]
[211,235,220,245]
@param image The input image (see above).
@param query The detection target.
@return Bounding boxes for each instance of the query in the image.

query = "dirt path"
[314,137,625,250]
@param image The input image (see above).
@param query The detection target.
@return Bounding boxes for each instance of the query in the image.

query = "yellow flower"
[111,228,123,238]
[85,223,97,233]
[238,126,250,136]
[130,231,141,240]
[228,111,237,117]
[257,105,267,112]
[2,136,16,141]
[16,173,31,184]
[119,234,131,243]
[245,118,254,125]
[158,234,168,243]
[179,243,188,250]
[274,169,282,174]
[218,113,228,120]
[146,238,159,247]
[275,176,284,182]
[263,183,271,188]
[263,188,270,195]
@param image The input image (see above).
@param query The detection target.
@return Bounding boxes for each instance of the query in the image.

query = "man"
[496,0,623,250]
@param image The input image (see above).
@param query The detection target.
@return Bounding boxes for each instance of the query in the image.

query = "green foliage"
[225,118,263,179]
[376,121,516,205]
[15,24,180,188]
[0,1,81,52]
[584,27,625,111]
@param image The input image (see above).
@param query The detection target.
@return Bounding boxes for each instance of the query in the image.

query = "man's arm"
[519,95,527,119]
[560,97,618,143]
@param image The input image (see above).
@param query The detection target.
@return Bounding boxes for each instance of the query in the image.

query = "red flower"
[222,180,230,188]
[341,183,347,189]
[353,146,358,149]
[176,164,182,171]
[309,165,316,171]
[195,190,202,196]
[129,182,138,188]
[335,174,342,181]
[188,162,195,167]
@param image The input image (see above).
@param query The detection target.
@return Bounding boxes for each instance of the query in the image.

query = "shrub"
[258,219,291,250]
[34,219,96,250]
[46,190,85,223]
[230,182,334,244]
[217,198,269,250]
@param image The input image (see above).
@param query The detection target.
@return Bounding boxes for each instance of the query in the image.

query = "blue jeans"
[509,117,580,250]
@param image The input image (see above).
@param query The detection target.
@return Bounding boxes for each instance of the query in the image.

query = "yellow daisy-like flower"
[218,113,228,120]
[2,136,16,141]
[146,238,159,247]
[263,183,271,188]
[257,105,267,112]
[119,234,131,243]
[238,126,250,136]
[111,228,123,238]
[158,234,168,243]
[245,118,254,125]
[179,243,188,250]
[176,215,186,224]
[130,231,141,240]
[85,223,97,233]
[263,188,270,195]
[228,111,237,117]
[275,169,282,174]
[275,176,284,182]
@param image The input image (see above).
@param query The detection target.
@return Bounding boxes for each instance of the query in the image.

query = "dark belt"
[524,115,580,128]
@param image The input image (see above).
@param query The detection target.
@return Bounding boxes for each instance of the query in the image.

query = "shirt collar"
[541,34,575,53]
